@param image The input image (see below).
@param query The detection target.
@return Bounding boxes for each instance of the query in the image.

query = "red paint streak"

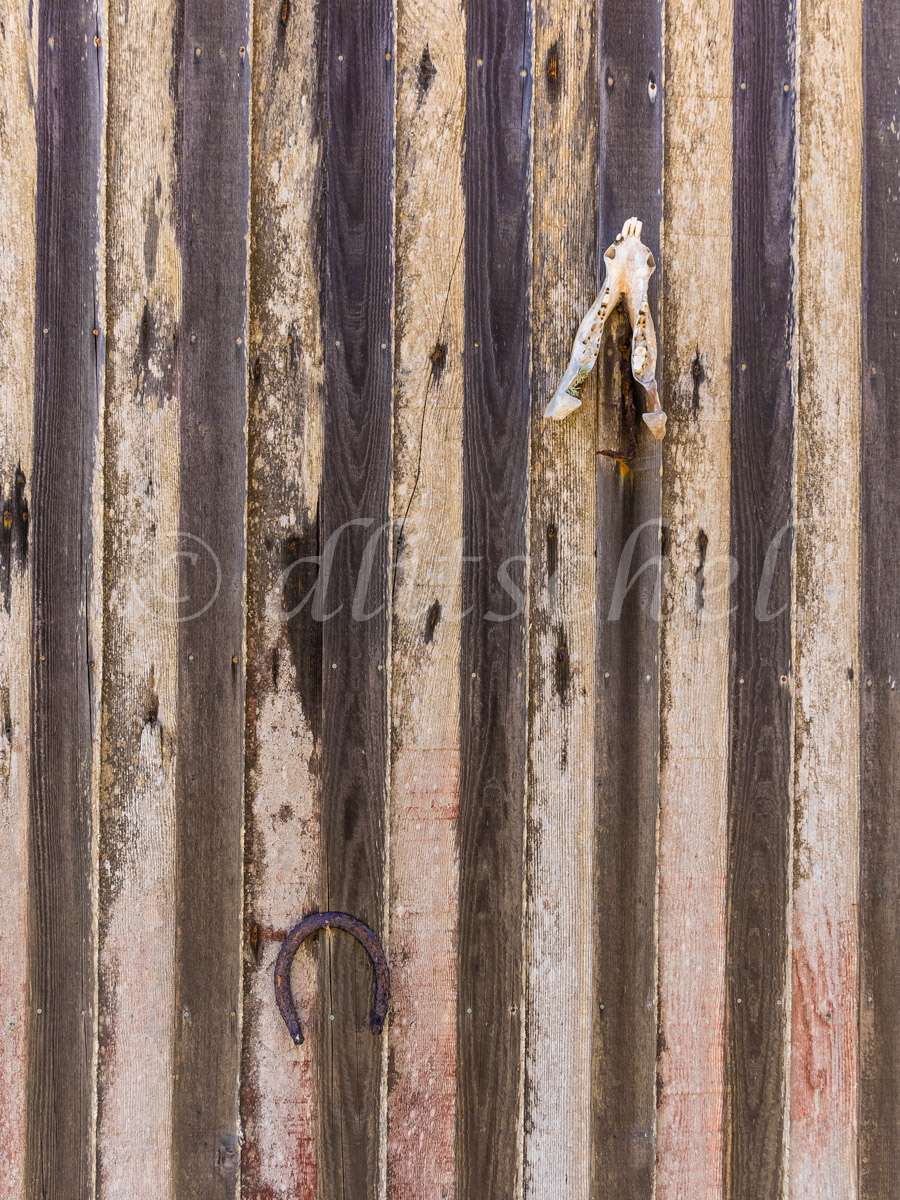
[388,748,459,1200]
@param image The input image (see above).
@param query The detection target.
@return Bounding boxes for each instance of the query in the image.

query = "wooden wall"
[0,0,896,1195]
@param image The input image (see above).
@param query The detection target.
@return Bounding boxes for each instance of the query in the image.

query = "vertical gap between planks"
[97,0,181,1195]
[525,1,597,1198]
[240,0,325,1196]
[0,1,38,1194]
[388,0,465,1196]
[789,0,863,1194]
[724,0,796,1193]
[656,0,733,1194]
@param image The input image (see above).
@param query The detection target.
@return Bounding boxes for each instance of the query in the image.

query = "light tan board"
[241,0,325,1194]
[657,0,733,1193]
[790,0,862,1193]
[525,2,597,1197]
[388,2,465,1195]
[96,0,180,1193]
[0,3,37,1194]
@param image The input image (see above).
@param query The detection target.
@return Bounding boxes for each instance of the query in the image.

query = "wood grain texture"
[388,2,464,1197]
[97,1,181,1195]
[0,3,37,1194]
[859,0,900,1188]
[458,1,531,1195]
[26,1,106,1195]
[525,3,596,1197]
[656,0,732,1192]
[241,1,325,1196]
[592,0,662,1193]
[317,1,394,1195]
[171,2,250,1195]
[790,0,862,1194]
[724,0,795,1195]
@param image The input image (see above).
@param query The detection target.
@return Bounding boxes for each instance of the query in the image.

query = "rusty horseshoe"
[274,911,390,1045]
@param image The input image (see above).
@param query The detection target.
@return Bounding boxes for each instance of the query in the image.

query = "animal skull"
[545,218,666,440]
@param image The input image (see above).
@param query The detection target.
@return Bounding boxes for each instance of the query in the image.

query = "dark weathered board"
[592,0,662,1194]
[859,0,900,1189]
[171,2,250,1195]
[26,3,104,1196]
[724,1,795,1195]
[458,2,532,1195]
[317,0,394,1194]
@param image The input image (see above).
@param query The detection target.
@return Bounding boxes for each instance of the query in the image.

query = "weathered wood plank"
[97,1,181,1195]
[592,0,663,1193]
[317,1,394,1195]
[724,0,795,1194]
[241,1,325,1196]
[171,2,250,1194]
[458,1,531,1195]
[26,1,106,1194]
[789,0,862,1194]
[0,3,37,1194]
[859,0,900,1187]
[656,0,732,1191]
[388,2,464,1196]
[525,3,596,1196]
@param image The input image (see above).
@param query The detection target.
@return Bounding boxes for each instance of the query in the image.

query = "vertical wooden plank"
[317,0,394,1194]
[171,1,250,1194]
[592,0,663,1193]
[0,2,37,1194]
[26,0,106,1194]
[458,0,531,1195]
[655,0,732,1192]
[790,0,862,1193]
[859,0,900,1187]
[724,0,795,1195]
[241,1,325,1197]
[96,0,181,1194]
[525,3,596,1197]
[388,2,464,1197]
